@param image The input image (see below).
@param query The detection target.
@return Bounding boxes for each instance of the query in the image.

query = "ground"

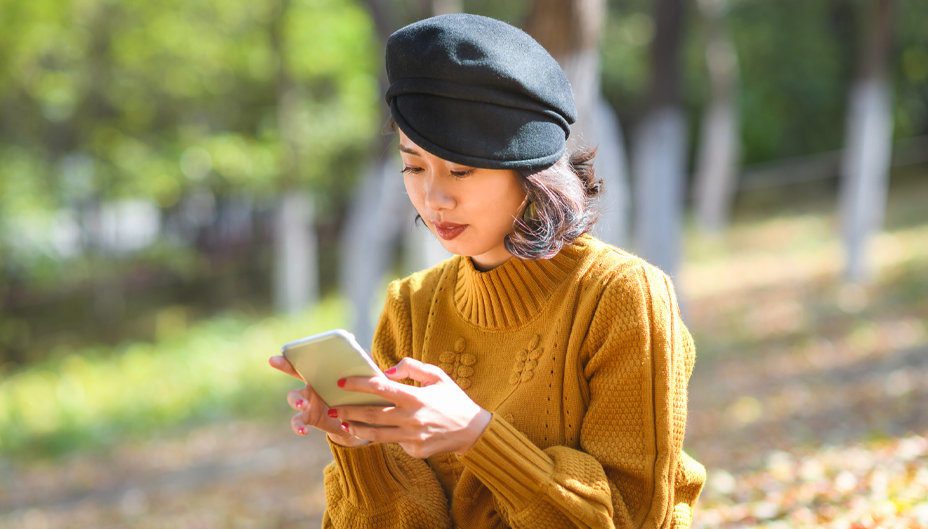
[2,173,927,528]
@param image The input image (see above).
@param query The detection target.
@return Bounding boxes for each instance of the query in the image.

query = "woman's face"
[398,130,527,271]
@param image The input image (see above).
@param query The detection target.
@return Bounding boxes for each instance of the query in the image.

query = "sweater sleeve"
[460,263,705,528]
[322,279,453,529]
[322,441,452,528]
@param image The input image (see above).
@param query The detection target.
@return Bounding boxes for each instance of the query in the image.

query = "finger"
[291,407,348,439]
[342,421,400,444]
[269,355,303,381]
[338,375,413,405]
[295,387,335,423]
[388,357,448,386]
[291,411,339,437]
[288,389,316,411]
[291,412,312,436]
[336,404,402,427]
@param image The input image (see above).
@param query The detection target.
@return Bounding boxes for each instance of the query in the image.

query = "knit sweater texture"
[322,235,706,528]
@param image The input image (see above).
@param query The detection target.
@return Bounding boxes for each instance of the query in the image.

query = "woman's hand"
[332,357,492,459]
[268,355,371,448]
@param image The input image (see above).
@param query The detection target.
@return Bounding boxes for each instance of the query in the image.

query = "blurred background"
[1,0,926,527]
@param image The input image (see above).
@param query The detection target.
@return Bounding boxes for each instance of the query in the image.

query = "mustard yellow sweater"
[322,235,705,528]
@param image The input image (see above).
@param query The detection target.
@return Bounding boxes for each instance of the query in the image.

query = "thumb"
[386,357,447,386]
[269,354,303,381]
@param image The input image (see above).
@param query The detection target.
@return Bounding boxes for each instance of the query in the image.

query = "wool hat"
[385,14,576,170]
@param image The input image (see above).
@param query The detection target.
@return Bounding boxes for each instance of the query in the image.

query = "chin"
[435,238,470,256]
[427,232,467,256]
[428,225,508,262]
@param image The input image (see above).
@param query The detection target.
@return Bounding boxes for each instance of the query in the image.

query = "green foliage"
[601,5,654,120]
[0,0,379,212]
[729,0,855,163]
[0,0,380,297]
[602,0,928,165]
[895,0,928,138]
[0,297,347,458]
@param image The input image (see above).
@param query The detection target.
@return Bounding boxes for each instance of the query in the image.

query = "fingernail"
[385,367,397,375]
[340,422,350,432]
[328,409,338,418]
[297,427,306,435]
[337,379,346,388]
[295,399,304,409]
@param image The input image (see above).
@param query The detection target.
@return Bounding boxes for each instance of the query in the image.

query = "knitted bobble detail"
[510,335,544,385]
[440,338,476,389]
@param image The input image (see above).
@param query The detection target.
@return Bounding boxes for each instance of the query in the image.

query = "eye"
[450,169,474,178]
[402,166,423,174]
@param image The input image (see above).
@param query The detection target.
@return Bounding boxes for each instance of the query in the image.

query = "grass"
[0,297,347,459]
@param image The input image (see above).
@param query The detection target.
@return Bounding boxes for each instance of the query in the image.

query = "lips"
[432,221,467,241]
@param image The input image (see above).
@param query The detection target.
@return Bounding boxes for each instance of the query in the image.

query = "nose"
[423,173,455,212]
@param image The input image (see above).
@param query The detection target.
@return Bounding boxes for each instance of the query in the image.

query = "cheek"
[403,177,426,212]
[481,185,524,230]
[498,181,527,219]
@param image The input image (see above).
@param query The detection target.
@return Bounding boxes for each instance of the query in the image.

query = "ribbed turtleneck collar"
[452,236,589,329]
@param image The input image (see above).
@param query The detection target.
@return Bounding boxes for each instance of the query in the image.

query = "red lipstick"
[433,221,467,240]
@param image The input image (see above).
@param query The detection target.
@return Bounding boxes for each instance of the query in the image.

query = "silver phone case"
[282,329,393,407]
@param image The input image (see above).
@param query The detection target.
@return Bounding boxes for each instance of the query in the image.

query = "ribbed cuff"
[675,451,707,507]
[459,414,555,512]
[328,438,409,508]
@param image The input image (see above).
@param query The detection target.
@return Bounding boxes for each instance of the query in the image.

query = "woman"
[270,13,705,528]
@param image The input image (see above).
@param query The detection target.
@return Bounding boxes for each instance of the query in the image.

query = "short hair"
[507,148,602,260]
[385,117,603,260]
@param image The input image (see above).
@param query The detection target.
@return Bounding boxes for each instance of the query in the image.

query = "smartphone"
[281,329,393,408]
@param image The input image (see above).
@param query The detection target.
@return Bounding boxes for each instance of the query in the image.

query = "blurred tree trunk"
[271,0,318,314]
[340,0,416,348]
[432,0,462,15]
[341,156,412,346]
[79,17,125,330]
[632,0,688,277]
[524,0,630,248]
[273,191,318,314]
[87,198,126,330]
[693,0,740,233]
[839,0,895,283]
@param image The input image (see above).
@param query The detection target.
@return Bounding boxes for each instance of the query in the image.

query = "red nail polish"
[385,367,397,375]
[341,422,350,432]
[328,409,338,418]
[296,399,304,409]
[337,379,346,388]
[297,427,305,435]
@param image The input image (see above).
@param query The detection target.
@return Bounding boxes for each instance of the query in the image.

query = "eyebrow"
[398,144,421,156]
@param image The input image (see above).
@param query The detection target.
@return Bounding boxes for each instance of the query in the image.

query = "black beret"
[385,14,577,170]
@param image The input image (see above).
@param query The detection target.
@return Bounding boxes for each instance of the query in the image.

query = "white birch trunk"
[561,47,601,149]
[556,39,630,248]
[590,96,630,247]
[632,106,688,277]
[273,190,318,314]
[340,156,410,348]
[839,76,894,283]
[431,0,461,15]
[694,97,739,232]
[693,1,740,233]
